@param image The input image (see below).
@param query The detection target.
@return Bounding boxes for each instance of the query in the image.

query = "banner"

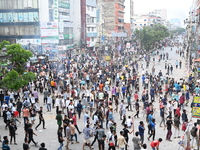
[192,96,200,118]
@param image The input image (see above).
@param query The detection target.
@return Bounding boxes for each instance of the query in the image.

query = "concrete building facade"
[86,0,98,48]
[0,0,40,44]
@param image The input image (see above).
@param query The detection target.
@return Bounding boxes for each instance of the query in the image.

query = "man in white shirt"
[47,94,52,112]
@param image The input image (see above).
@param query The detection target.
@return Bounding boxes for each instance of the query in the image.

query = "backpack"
[190,127,197,137]
[182,122,187,131]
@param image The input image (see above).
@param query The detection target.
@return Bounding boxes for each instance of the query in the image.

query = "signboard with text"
[192,96,200,118]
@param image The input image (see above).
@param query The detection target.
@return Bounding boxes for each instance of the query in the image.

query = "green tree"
[171,27,185,35]
[134,24,170,50]
[0,41,36,91]
[0,40,9,50]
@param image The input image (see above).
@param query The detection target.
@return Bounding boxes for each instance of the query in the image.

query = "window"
[87,17,90,23]
[91,37,94,42]
[91,27,94,31]
[140,24,142,26]
[91,17,94,23]
[87,6,90,11]
[144,19,146,21]
[88,27,90,32]
[91,7,94,11]
[144,24,146,26]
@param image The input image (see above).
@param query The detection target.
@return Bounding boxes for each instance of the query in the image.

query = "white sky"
[134,0,193,21]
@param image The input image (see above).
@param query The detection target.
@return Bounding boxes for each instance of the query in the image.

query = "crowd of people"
[0,37,199,150]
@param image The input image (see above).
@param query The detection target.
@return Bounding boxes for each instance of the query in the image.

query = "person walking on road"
[56,111,63,128]
[118,131,128,150]
[132,131,141,150]
[76,100,83,119]
[57,127,65,150]
[82,124,94,150]
[164,117,175,141]
[123,124,134,150]
[173,114,181,138]
[179,60,182,69]
[148,118,156,141]
[27,124,38,146]
[138,121,145,144]
[35,107,46,130]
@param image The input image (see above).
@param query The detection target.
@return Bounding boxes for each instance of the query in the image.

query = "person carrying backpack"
[190,122,198,148]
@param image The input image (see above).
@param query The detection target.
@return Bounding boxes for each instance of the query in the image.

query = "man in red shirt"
[150,138,162,150]
[72,113,82,134]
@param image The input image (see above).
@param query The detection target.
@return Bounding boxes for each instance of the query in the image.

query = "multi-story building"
[0,0,82,56]
[97,0,125,34]
[124,0,134,37]
[86,0,97,49]
[149,15,163,26]
[81,0,86,48]
[132,14,149,30]
[0,0,40,44]
[42,0,74,46]
[149,9,167,21]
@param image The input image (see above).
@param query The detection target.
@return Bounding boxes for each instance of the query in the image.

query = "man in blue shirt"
[77,100,83,119]
[148,111,154,123]
[2,140,10,150]
[142,75,146,86]
[121,85,127,99]
[148,118,156,141]
[82,125,93,150]
[138,121,145,144]
[150,87,155,102]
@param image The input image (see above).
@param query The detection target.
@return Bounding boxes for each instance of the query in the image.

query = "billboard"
[16,39,41,45]
[40,22,58,29]
[41,29,59,37]
[192,96,200,118]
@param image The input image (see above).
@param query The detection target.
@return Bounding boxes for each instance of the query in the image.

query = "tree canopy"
[134,24,170,50]
[171,27,186,36]
[0,41,36,91]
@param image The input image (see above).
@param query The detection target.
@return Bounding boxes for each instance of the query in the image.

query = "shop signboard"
[192,96,200,118]
[41,29,58,37]
[58,8,70,13]
[59,2,70,9]
[16,39,41,45]
[41,39,59,44]
[40,22,58,29]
